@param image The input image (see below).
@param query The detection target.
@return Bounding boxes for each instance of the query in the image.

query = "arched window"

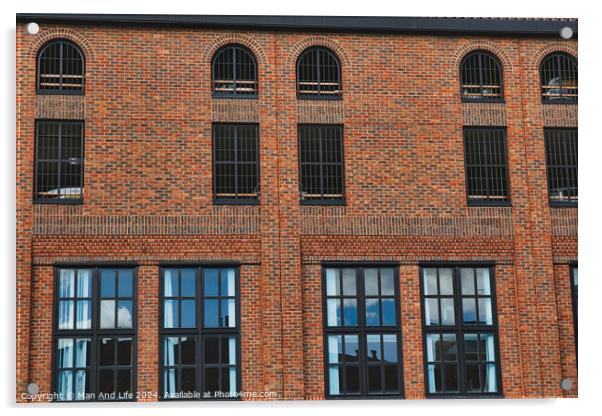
[297,47,342,98]
[460,51,503,101]
[212,45,257,96]
[37,39,85,93]
[540,53,577,102]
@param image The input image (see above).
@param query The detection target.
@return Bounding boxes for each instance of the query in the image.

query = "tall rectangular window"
[463,127,509,205]
[53,267,137,401]
[544,128,578,206]
[212,124,259,204]
[420,266,501,397]
[35,120,84,202]
[299,125,345,204]
[323,266,403,398]
[160,267,240,400]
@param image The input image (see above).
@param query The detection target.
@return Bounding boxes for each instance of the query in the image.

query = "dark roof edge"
[15,14,578,37]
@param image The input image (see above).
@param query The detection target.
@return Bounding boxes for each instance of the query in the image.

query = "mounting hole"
[560,26,573,40]
[560,378,574,391]
[26,22,40,35]
[26,382,40,395]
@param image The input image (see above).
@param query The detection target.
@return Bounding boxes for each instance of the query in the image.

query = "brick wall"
[16,22,577,402]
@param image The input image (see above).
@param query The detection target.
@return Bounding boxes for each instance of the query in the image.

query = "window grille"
[540,53,577,102]
[37,40,85,93]
[297,47,342,98]
[463,127,510,205]
[213,124,259,203]
[212,45,257,96]
[544,128,577,205]
[460,51,503,101]
[35,120,84,202]
[298,125,345,204]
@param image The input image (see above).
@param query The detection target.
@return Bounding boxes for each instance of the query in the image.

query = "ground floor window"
[159,266,240,400]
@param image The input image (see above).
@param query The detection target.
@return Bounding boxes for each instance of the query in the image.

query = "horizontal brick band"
[462,102,506,126]
[35,95,85,120]
[297,100,344,124]
[550,208,577,236]
[542,104,577,127]
[212,98,259,122]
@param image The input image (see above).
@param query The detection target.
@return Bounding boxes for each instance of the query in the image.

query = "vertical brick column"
[137,264,159,401]
[553,264,577,398]
[16,26,36,402]
[301,263,325,400]
[399,265,425,399]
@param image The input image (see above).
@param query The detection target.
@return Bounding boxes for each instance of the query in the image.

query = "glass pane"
[228,367,237,394]
[463,298,477,324]
[100,270,116,298]
[181,269,196,297]
[117,300,133,328]
[99,337,115,366]
[325,268,339,296]
[424,298,439,326]
[180,336,196,365]
[117,369,131,394]
[204,336,219,364]
[466,364,481,392]
[98,369,114,394]
[345,366,360,393]
[365,298,380,326]
[204,368,219,395]
[223,269,236,296]
[57,370,73,400]
[461,268,475,295]
[441,298,455,325]
[163,337,178,366]
[365,269,379,296]
[476,268,491,295]
[59,269,75,298]
[478,298,493,325]
[228,336,237,365]
[58,300,74,329]
[342,269,356,295]
[204,299,219,328]
[343,299,357,326]
[76,270,92,297]
[442,334,457,361]
[75,300,91,329]
[221,299,236,327]
[117,338,132,366]
[57,338,74,368]
[368,366,382,392]
[163,368,177,398]
[483,364,497,392]
[423,268,438,295]
[444,364,459,392]
[384,364,399,392]
[181,368,196,394]
[117,269,133,298]
[439,268,454,295]
[427,364,441,393]
[75,338,90,367]
[383,334,398,362]
[164,269,179,297]
[328,365,340,395]
[480,333,496,361]
[328,335,342,364]
[74,370,89,400]
[425,334,439,362]
[464,333,479,361]
[366,334,381,362]
[344,335,359,362]
[181,299,196,328]
[382,298,396,326]
[327,298,340,327]
[204,269,219,297]
[163,299,179,328]
[381,268,395,295]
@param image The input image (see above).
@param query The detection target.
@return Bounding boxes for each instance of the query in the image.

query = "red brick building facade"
[16,14,578,402]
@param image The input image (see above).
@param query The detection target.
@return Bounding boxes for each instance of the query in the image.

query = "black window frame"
[544,128,578,207]
[158,264,242,401]
[211,123,260,205]
[419,263,503,398]
[34,119,85,204]
[36,39,85,95]
[460,50,505,103]
[296,46,342,100]
[211,44,258,98]
[540,52,578,104]
[298,124,346,205]
[463,126,511,207]
[321,263,405,400]
[51,265,138,402]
